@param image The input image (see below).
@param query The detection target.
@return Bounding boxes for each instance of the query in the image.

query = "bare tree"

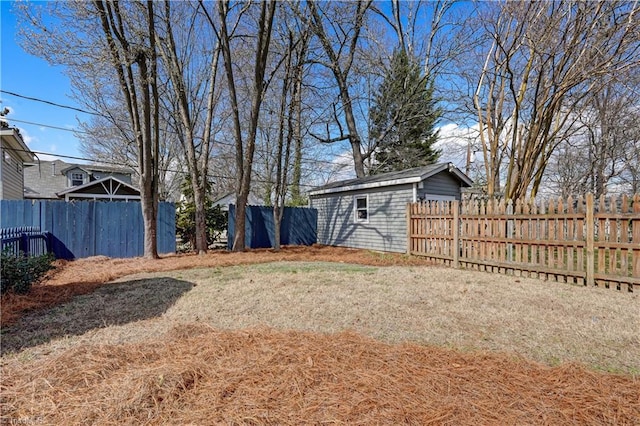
[77,97,184,202]
[213,0,277,251]
[471,1,640,200]
[18,1,163,258]
[546,75,640,198]
[96,1,161,258]
[156,1,222,254]
[305,0,372,178]
[271,17,311,251]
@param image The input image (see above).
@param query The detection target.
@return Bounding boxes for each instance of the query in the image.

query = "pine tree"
[369,49,441,174]
[176,175,227,251]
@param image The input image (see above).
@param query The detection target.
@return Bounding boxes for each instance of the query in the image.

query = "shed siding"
[1,150,24,199]
[417,170,462,200]
[311,184,414,253]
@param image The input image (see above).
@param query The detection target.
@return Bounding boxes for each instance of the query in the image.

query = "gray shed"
[308,162,473,253]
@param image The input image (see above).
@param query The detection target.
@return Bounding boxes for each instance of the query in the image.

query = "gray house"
[0,127,34,200]
[308,162,472,253]
[24,160,140,201]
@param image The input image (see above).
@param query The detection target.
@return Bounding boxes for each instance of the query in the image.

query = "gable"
[57,176,140,200]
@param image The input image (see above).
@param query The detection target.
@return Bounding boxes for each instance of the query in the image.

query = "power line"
[3,117,91,134]
[4,115,350,167]
[2,90,354,166]
[1,89,100,116]
[5,146,323,188]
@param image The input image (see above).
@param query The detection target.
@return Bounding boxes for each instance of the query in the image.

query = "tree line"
[15,1,640,257]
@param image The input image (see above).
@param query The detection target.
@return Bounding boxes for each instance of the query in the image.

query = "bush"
[0,250,55,294]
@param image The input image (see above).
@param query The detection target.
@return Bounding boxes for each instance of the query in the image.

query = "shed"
[308,162,472,253]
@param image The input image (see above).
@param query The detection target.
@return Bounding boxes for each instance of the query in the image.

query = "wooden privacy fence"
[1,200,176,260]
[227,205,317,249]
[407,193,640,292]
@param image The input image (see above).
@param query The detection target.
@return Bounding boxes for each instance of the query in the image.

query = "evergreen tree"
[369,49,441,174]
[176,175,227,251]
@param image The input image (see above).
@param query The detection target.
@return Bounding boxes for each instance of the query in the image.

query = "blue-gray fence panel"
[227,205,317,249]
[0,200,176,259]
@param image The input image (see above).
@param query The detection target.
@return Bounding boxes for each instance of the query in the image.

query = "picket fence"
[0,226,50,257]
[407,193,640,292]
[1,200,176,260]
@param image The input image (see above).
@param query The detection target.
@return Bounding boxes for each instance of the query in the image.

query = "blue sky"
[1,1,86,162]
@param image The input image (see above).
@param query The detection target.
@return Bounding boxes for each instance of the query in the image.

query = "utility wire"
[2,90,354,165]
[3,117,91,134]
[1,89,100,116]
[4,146,325,188]
[3,116,350,167]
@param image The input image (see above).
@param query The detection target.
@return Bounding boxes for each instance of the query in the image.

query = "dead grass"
[0,245,428,327]
[2,246,639,425]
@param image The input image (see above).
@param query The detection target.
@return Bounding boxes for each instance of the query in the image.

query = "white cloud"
[34,153,62,162]
[17,127,37,145]
[435,123,482,169]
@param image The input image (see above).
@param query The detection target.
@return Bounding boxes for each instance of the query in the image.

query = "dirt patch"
[2,324,639,425]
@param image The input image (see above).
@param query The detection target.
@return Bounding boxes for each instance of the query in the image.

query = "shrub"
[0,250,55,294]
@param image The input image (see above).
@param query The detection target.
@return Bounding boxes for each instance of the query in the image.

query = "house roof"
[60,163,135,175]
[24,159,136,199]
[57,176,140,199]
[0,127,34,163]
[308,162,473,197]
[212,191,262,211]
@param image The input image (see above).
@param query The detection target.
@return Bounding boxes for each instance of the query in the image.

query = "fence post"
[506,199,514,262]
[586,193,595,286]
[452,200,459,268]
[406,203,412,255]
[20,231,29,257]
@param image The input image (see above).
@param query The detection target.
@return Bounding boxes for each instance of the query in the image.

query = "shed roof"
[308,162,472,197]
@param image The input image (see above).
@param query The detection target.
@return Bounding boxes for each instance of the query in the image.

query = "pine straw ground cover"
[3,325,639,425]
[1,246,640,424]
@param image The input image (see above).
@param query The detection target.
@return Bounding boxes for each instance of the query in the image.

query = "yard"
[1,246,639,424]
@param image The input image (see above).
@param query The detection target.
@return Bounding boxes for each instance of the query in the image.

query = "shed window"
[354,195,369,223]
[71,172,85,186]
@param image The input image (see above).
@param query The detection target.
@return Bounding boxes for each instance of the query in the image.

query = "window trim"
[354,194,369,223]
[70,172,85,187]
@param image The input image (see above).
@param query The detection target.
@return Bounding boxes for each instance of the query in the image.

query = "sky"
[1,0,87,163]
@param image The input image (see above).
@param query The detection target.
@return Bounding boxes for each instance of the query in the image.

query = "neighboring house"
[0,127,35,200]
[308,162,473,253]
[212,191,262,212]
[23,159,141,201]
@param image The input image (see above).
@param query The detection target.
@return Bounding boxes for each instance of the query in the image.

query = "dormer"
[62,166,90,187]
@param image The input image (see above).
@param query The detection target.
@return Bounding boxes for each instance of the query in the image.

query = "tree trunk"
[217,0,276,252]
[96,0,160,259]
